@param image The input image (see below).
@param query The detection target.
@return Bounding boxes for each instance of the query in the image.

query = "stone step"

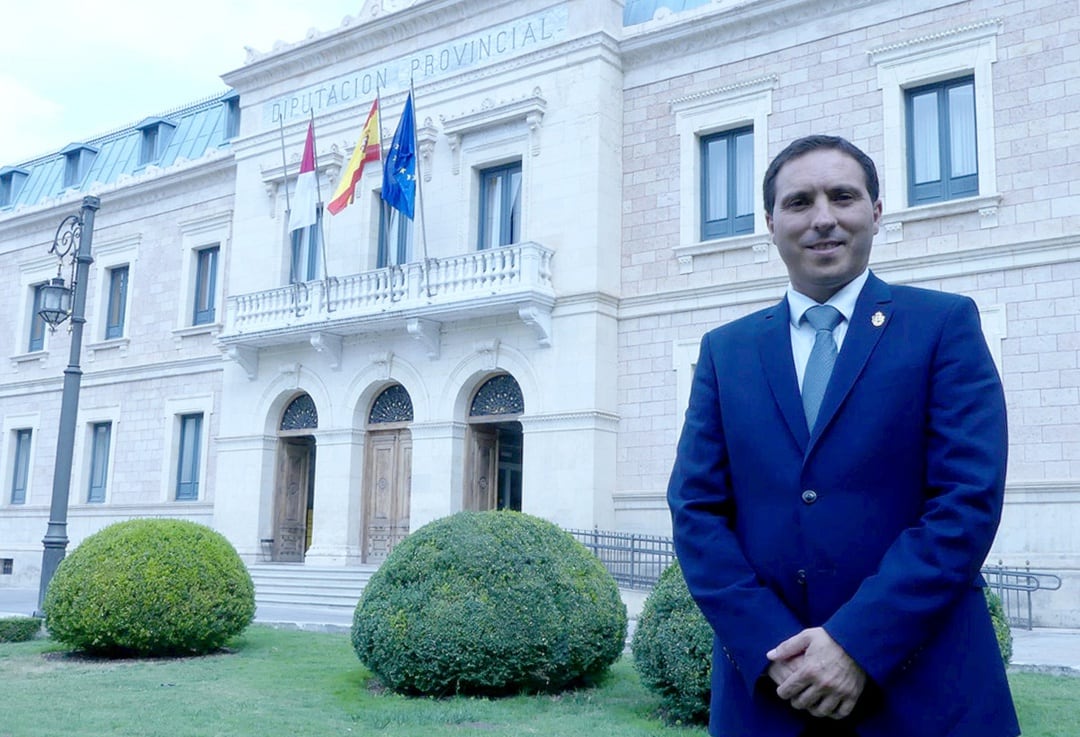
[248,563,379,611]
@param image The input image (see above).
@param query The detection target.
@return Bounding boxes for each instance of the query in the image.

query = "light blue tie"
[802,305,843,432]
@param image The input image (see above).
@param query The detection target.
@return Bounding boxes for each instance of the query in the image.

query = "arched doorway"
[273,393,317,562]
[465,374,523,512]
[362,384,413,563]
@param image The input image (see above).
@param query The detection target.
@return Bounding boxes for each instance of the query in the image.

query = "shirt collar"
[786,269,870,327]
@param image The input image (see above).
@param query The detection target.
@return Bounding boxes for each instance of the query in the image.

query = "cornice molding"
[0,152,235,233]
[669,74,778,112]
[0,354,225,399]
[222,0,521,90]
[867,18,1003,65]
[231,30,620,164]
[519,410,620,433]
[621,234,1080,320]
[1004,481,1080,505]
[622,0,874,67]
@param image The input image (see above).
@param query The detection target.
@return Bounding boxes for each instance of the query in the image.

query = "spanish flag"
[327,98,381,215]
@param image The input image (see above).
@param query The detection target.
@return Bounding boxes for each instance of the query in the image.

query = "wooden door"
[465,426,498,511]
[274,439,311,562]
[363,430,411,563]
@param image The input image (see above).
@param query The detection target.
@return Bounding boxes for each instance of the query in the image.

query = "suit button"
[796,569,807,585]
[801,489,818,504]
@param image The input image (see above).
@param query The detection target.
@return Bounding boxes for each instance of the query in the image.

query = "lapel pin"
[871,311,886,327]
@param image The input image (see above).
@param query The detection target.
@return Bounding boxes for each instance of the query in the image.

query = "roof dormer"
[220,90,241,142]
[136,117,177,166]
[60,143,98,189]
[0,166,29,208]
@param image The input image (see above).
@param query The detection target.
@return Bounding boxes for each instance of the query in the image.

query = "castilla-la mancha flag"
[327,98,381,215]
[287,121,319,232]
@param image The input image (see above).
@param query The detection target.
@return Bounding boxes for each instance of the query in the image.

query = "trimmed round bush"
[632,566,1017,725]
[43,519,255,656]
[985,587,1013,665]
[351,510,627,696]
[631,561,712,726]
[0,617,43,643]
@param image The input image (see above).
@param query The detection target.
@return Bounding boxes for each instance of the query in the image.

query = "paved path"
[2,586,1078,674]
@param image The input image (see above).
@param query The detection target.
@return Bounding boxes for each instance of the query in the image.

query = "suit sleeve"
[668,332,805,695]
[823,296,1007,684]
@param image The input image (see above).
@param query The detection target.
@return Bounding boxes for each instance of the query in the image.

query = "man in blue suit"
[668,135,1019,737]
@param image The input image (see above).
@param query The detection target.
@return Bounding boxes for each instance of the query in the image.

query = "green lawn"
[0,626,1074,737]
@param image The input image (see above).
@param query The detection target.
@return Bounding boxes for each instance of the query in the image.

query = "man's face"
[766,148,882,303]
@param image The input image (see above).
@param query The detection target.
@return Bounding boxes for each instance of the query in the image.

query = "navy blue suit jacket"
[668,272,1019,737]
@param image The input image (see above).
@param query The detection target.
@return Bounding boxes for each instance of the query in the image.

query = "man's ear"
[871,199,882,234]
[765,211,775,239]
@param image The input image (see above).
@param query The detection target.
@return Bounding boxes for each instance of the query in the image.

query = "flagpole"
[277,114,292,225]
[376,85,394,277]
[308,111,337,316]
[410,79,433,298]
[277,114,302,313]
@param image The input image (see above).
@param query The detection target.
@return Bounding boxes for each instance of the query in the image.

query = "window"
[28,284,47,352]
[869,20,1001,231]
[137,119,175,166]
[141,127,159,165]
[177,214,229,332]
[906,77,978,205]
[87,422,112,503]
[193,246,219,325]
[478,162,521,249]
[290,210,321,283]
[701,127,754,240]
[176,413,203,501]
[10,429,31,504]
[222,91,241,141]
[61,144,97,189]
[0,167,28,208]
[378,205,413,267]
[670,76,775,273]
[105,266,128,339]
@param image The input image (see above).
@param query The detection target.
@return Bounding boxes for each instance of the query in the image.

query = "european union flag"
[382,93,416,219]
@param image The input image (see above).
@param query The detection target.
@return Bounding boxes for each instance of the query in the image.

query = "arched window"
[280,394,318,431]
[368,384,414,424]
[469,374,524,417]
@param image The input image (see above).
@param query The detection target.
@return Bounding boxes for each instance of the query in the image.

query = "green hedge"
[631,561,712,725]
[352,510,627,696]
[0,617,43,643]
[985,587,1013,665]
[43,519,255,656]
[632,563,1014,726]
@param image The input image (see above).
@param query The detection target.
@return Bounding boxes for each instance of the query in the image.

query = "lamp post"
[35,195,100,614]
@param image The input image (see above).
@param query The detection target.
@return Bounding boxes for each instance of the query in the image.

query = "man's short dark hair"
[762,135,880,214]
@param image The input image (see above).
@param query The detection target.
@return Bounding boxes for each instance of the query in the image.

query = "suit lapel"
[758,298,810,453]
[807,273,893,454]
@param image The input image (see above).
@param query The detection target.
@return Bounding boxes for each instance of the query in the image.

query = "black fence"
[569,528,1064,630]
[981,563,1062,631]
[567,528,676,590]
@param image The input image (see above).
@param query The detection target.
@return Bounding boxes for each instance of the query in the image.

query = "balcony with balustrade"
[217,241,555,377]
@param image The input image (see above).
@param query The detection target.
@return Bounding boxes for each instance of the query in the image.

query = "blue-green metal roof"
[623,0,713,25]
[0,91,235,212]
[2,4,706,212]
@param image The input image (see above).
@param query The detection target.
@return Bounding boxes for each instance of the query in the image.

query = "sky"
[0,0,366,165]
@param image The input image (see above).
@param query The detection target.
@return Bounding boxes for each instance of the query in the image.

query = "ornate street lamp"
[36,195,100,614]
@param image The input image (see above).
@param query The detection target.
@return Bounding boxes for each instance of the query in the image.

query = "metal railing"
[567,528,676,590]
[570,528,1065,630]
[981,562,1063,630]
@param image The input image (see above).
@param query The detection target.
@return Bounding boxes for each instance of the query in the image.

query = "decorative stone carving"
[225,345,258,380]
[310,332,343,370]
[407,318,441,359]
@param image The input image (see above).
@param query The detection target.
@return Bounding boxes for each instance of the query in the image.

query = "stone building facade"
[1,0,1077,623]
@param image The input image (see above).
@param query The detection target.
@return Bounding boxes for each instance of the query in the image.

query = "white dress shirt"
[786,269,869,391]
